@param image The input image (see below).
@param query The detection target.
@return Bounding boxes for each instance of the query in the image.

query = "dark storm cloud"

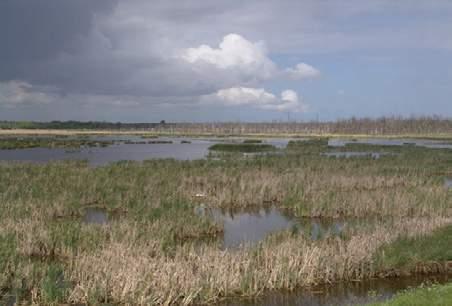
[3,0,452,96]
[0,0,246,97]
[0,0,117,80]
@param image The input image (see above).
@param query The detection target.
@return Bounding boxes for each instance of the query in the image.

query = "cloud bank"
[2,0,452,121]
[205,87,306,112]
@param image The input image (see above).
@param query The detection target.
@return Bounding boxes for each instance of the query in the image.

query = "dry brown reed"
[65,217,452,305]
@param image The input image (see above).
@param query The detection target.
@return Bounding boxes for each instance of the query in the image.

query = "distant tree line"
[1,116,452,135]
[0,120,164,130]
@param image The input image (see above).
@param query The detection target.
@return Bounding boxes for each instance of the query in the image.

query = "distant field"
[2,128,452,141]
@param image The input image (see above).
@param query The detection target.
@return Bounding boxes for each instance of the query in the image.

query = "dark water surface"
[221,274,451,306]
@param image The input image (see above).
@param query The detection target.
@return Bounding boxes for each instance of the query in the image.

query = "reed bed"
[1,138,452,304]
[65,218,451,305]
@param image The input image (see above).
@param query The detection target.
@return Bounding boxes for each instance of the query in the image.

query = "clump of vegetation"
[369,283,452,306]
[147,140,173,144]
[243,139,263,144]
[0,137,115,150]
[141,134,159,139]
[209,143,277,152]
[374,225,452,272]
[286,138,329,155]
[124,140,147,144]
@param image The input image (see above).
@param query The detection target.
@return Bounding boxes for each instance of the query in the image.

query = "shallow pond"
[83,207,110,224]
[0,136,293,166]
[198,206,347,249]
[445,178,452,189]
[0,137,215,166]
[221,274,451,306]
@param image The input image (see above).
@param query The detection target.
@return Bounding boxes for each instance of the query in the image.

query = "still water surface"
[221,274,451,306]
[83,207,110,224]
[197,206,347,249]
[0,136,292,166]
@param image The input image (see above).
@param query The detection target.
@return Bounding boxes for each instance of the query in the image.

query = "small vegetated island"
[208,142,276,153]
[0,118,452,305]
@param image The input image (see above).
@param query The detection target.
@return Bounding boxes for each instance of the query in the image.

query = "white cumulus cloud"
[285,62,321,79]
[205,87,307,112]
[216,87,277,106]
[180,33,277,79]
[180,34,320,84]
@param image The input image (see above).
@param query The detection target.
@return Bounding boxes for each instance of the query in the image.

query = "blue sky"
[269,49,452,121]
[1,0,452,122]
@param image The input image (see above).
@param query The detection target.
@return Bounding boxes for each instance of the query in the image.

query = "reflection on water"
[202,207,346,249]
[221,274,451,306]
[0,136,294,166]
[83,207,109,224]
[445,178,452,189]
[0,137,216,166]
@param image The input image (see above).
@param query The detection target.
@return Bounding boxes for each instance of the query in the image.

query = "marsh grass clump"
[209,143,277,153]
[243,139,263,144]
[40,264,70,304]
[141,134,159,139]
[369,283,452,306]
[286,138,329,155]
[0,136,114,150]
[147,140,173,144]
[374,225,452,272]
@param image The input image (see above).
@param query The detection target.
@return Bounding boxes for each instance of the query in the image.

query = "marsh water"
[198,207,452,305]
[221,274,451,306]
[197,206,354,249]
[0,137,214,166]
[83,207,110,224]
[329,138,452,149]
[445,178,452,189]
[1,135,451,166]
[0,136,292,166]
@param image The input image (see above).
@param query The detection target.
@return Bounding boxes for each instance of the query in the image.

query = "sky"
[1,0,452,122]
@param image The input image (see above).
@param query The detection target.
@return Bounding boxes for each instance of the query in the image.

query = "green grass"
[286,138,329,155]
[368,283,452,306]
[40,264,69,304]
[375,225,452,270]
